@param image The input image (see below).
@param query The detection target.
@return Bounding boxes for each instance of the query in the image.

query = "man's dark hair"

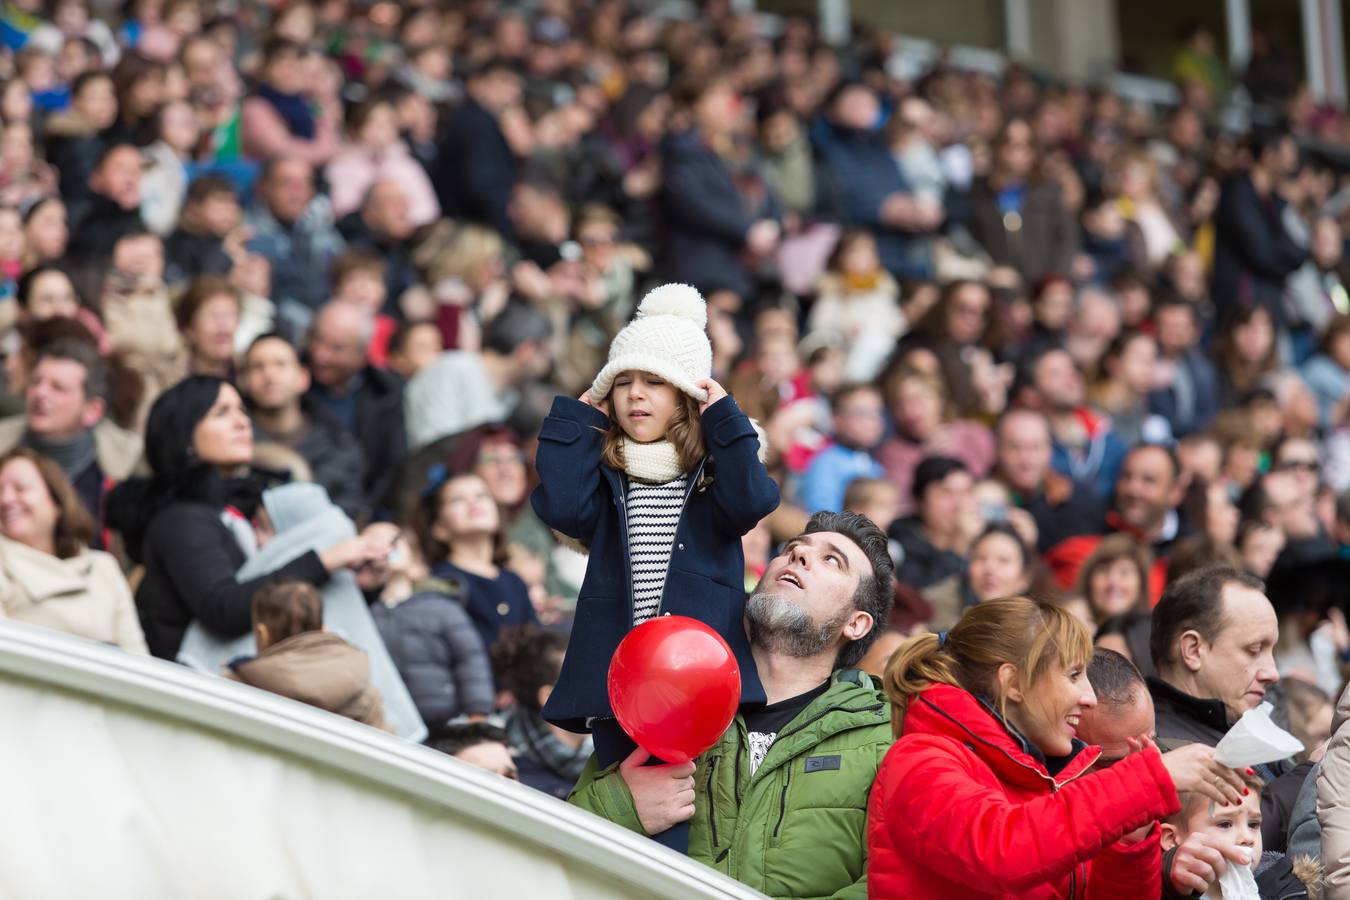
[387,319,438,359]
[483,303,552,356]
[829,381,881,414]
[1122,442,1181,482]
[1088,647,1145,707]
[260,37,305,66]
[245,331,298,361]
[185,175,237,207]
[35,337,108,402]
[490,624,568,714]
[467,57,518,82]
[911,455,968,503]
[803,510,894,669]
[1150,566,1266,671]
[425,721,511,756]
[1247,127,1293,164]
[71,69,111,98]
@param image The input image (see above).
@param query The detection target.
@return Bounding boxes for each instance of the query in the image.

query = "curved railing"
[0,620,766,900]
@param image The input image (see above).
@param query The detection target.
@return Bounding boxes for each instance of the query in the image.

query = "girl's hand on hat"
[695,378,727,414]
[579,389,610,417]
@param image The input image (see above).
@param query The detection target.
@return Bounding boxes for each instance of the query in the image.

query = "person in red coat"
[867,596,1249,899]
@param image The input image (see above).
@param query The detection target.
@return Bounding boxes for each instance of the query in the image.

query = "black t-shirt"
[743,679,831,774]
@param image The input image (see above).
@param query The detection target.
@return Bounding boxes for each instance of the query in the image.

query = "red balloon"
[607,616,742,765]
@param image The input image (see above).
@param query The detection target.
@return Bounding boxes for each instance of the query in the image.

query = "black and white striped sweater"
[626,475,687,625]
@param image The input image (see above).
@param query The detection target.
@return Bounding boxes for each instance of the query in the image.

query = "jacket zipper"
[653,457,708,618]
[733,743,742,805]
[614,474,636,629]
[772,767,791,837]
[705,756,719,849]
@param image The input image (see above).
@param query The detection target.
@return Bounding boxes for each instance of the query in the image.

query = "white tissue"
[1206,849,1258,900]
[1213,702,1304,768]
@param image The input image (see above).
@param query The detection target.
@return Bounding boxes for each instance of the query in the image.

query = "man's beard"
[745,590,848,659]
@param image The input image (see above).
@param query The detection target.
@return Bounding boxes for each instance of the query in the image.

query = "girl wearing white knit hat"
[530,282,781,851]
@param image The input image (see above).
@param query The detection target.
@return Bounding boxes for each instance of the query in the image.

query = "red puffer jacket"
[867,682,1179,899]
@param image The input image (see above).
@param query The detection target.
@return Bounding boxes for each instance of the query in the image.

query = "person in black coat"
[106,376,392,659]
[239,333,368,520]
[812,82,940,280]
[1148,298,1223,437]
[66,144,147,267]
[303,301,406,514]
[1210,130,1306,326]
[163,176,239,286]
[431,60,521,240]
[659,74,781,302]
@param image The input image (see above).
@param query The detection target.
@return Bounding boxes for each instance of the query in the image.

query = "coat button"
[677,543,684,550]
[497,602,510,616]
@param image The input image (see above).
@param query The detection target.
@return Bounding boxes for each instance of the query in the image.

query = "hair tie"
[936,630,949,649]
[420,463,449,498]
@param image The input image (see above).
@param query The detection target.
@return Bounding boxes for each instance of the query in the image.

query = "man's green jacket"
[569,669,892,899]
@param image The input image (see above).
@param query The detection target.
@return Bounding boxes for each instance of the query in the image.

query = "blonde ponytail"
[883,632,961,738]
[883,597,1093,740]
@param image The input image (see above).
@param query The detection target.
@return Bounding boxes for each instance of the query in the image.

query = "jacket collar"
[904,682,1099,790]
[744,669,887,781]
[1147,675,1231,733]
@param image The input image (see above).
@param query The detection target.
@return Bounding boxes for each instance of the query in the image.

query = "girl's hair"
[489,624,568,713]
[824,228,877,273]
[410,472,509,567]
[883,596,1092,738]
[1214,305,1278,395]
[1075,533,1153,623]
[0,447,95,558]
[599,384,705,475]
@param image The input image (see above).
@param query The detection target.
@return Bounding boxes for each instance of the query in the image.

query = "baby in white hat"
[529,282,781,833]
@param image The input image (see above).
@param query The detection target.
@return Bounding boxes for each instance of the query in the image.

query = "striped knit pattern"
[627,476,687,626]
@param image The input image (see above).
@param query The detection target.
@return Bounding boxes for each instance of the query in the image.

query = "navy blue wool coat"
[530,394,780,732]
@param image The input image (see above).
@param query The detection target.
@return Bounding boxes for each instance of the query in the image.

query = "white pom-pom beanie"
[590,283,712,403]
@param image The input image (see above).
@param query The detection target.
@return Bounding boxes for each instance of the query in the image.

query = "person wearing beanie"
[530,283,780,851]
[106,376,394,658]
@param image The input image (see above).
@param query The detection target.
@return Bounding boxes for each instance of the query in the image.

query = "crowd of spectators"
[3,0,1350,891]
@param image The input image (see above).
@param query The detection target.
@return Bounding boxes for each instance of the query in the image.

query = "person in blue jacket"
[530,283,780,850]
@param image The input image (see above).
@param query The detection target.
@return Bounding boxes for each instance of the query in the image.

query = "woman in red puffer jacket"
[867,597,1248,899]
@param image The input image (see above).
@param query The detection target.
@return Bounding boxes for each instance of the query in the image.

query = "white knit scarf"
[620,437,685,483]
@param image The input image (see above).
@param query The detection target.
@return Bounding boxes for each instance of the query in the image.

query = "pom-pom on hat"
[589,283,712,403]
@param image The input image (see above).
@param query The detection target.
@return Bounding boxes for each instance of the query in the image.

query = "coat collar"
[741,669,887,782]
[0,536,94,602]
[1147,675,1231,733]
[904,682,1099,790]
